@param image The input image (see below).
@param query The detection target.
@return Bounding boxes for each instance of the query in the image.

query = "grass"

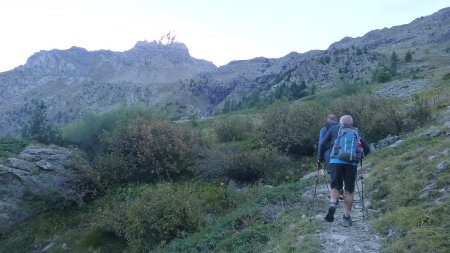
[1,49,449,252]
[366,126,450,253]
[0,181,322,253]
[154,182,323,253]
[0,138,29,158]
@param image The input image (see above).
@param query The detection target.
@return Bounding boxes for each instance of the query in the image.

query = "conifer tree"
[405,50,412,62]
[22,100,57,143]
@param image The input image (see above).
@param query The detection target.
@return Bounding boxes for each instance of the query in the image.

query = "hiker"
[318,115,370,227]
[317,114,338,174]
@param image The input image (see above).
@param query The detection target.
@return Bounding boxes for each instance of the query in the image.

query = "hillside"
[0,6,450,253]
[0,95,448,252]
[0,7,450,137]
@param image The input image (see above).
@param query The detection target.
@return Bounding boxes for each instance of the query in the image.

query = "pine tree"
[22,101,57,143]
[405,50,412,62]
[390,51,399,75]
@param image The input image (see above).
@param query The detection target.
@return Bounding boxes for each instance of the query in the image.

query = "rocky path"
[303,173,382,253]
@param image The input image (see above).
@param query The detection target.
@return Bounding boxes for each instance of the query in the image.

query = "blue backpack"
[331,126,362,162]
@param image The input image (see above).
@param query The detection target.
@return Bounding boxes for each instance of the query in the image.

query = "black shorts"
[330,163,357,193]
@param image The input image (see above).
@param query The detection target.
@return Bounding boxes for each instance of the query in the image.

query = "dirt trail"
[303,174,382,253]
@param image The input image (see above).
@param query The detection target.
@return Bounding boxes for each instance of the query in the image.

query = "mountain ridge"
[0,7,449,136]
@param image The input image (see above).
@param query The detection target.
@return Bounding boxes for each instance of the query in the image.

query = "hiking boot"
[342,215,352,227]
[325,206,336,222]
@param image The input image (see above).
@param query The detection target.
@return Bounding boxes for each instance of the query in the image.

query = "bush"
[261,102,325,155]
[214,117,253,142]
[443,72,450,80]
[124,184,203,251]
[330,94,431,142]
[194,143,284,183]
[97,183,244,252]
[194,143,241,181]
[0,138,29,158]
[93,153,132,189]
[225,147,280,183]
[372,67,392,83]
[61,106,160,155]
[406,95,431,127]
[97,118,195,186]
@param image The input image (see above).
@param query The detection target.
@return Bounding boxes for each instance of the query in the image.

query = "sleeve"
[317,127,325,153]
[318,129,331,161]
[359,132,371,157]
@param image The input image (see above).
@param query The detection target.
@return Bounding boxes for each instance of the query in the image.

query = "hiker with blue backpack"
[318,114,338,174]
[318,115,370,227]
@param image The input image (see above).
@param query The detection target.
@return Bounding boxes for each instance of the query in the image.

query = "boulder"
[419,126,446,138]
[0,144,91,233]
[374,135,402,150]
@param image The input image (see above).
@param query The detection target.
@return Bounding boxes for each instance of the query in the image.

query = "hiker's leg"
[331,188,340,200]
[326,163,343,222]
[329,163,343,202]
[342,165,357,216]
[344,192,354,214]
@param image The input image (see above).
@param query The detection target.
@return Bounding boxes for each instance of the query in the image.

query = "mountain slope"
[0,7,449,137]
[0,41,216,136]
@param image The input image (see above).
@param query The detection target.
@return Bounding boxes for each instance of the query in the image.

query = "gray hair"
[340,115,353,125]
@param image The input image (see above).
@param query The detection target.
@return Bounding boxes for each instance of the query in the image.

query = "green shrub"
[194,143,241,181]
[372,66,392,83]
[214,117,253,142]
[194,143,285,183]
[442,72,450,80]
[154,183,316,253]
[225,147,281,183]
[61,106,159,155]
[406,95,431,127]
[333,81,367,97]
[0,138,29,158]
[195,183,242,214]
[98,184,205,252]
[330,94,429,142]
[99,118,195,184]
[93,153,131,189]
[261,102,325,155]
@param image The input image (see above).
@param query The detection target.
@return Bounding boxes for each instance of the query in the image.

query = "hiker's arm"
[317,127,326,156]
[360,134,370,156]
[318,129,331,161]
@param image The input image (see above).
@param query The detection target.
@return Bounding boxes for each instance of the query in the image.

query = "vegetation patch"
[0,138,29,158]
[367,132,450,253]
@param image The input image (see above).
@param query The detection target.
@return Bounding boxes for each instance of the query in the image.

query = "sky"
[0,0,449,72]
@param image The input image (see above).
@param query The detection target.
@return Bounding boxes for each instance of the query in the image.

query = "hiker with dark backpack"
[318,115,370,227]
[317,114,338,174]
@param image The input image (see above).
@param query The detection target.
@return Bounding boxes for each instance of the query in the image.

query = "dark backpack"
[330,126,363,162]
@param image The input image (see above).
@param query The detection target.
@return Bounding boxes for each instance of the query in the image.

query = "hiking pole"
[310,162,321,222]
[357,158,366,219]
[320,164,331,196]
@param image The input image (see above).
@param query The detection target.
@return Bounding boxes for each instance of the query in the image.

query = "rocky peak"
[125,40,214,67]
[329,7,450,50]
[132,40,189,51]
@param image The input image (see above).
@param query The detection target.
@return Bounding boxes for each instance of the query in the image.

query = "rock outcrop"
[0,144,90,233]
